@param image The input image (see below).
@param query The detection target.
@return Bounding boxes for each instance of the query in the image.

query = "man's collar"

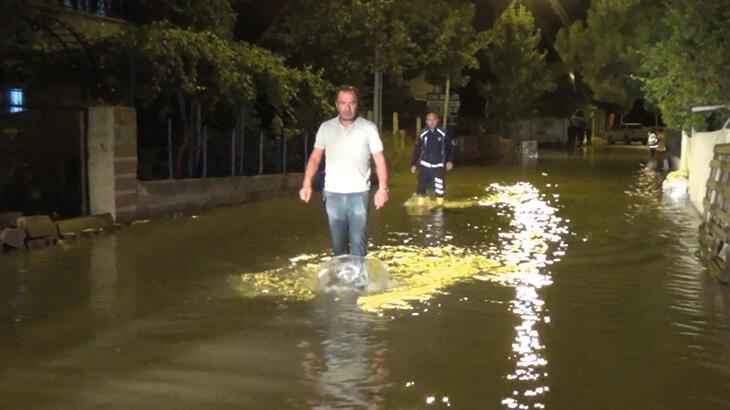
[338,114,360,127]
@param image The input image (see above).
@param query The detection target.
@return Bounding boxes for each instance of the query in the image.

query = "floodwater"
[1,145,729,409]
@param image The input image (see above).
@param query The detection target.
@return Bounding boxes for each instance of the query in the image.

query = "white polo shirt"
[314,116,383,194]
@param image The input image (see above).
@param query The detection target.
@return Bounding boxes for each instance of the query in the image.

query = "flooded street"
[2,146,730,409]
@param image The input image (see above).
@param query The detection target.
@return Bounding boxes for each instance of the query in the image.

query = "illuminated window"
[61,0,110,16]
[96,0,108,16]
[8,88,25,114]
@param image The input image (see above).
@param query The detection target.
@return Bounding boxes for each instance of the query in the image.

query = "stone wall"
[508,117,569,145]
[681,129,730,214]
[136,173,304,218]
[88,106,138,223]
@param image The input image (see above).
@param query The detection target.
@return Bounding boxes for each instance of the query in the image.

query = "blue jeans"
[324,191,369,257]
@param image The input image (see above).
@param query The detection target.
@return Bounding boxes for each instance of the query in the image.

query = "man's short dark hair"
[335,85,360,102]
[426,111,440,119]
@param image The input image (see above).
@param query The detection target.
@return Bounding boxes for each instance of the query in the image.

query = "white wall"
[87,106,116,217]
[681,129,730,214]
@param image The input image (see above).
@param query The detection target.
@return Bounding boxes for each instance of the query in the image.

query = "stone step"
[0,228,27,249]
[26,237,56,251]
[16,215,59,240]
[56,214,114,239]
[0,212,22,229]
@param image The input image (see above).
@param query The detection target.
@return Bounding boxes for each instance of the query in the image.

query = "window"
[8,88,25,114]
[61,0,111,17]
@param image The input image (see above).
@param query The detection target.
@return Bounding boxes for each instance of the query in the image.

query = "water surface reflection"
[303,295,390,409]
[235,182,570,408]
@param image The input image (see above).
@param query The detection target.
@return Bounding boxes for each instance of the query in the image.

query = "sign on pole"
[427,92,460,126]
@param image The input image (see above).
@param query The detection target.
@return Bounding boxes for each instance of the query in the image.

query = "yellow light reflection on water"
[359,244,501,312]
[233,182,569,408]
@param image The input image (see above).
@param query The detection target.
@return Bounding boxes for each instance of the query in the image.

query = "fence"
[699,143,730,284]
[137,119,313,181]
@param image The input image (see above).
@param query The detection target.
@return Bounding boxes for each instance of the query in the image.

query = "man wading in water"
[410,111,453,206]
[299,85,389,257]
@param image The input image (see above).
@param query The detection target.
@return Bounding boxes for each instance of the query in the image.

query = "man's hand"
[299,185,313,203]
[374,189,389,210]
[372,151,389,210]
[446,162,454,171]
[410,165,417,174]
[300,148,324,204]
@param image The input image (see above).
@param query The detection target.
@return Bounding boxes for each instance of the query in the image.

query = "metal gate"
[0,106,88,218]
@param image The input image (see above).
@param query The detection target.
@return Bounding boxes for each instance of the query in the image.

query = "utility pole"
[442,77,451,128]
[373,69,383,132]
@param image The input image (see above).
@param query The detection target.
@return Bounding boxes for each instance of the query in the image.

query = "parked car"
[607,123,647,145]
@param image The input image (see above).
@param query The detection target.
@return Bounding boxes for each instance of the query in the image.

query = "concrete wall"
[88,106,138,222]
[136,173,304,218]
[681,129,730,214]
[508,117,569,145]
[85,106,307,222]
[452,134,514,162]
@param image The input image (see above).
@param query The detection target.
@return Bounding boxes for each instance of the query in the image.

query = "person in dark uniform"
[410,112,454,206]
[569,109,586,149]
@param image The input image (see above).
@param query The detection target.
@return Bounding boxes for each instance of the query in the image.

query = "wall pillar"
[87,106,138,223]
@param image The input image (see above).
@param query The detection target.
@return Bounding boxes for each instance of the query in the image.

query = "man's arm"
[299,148,324,203]
[445,133,454,171]
[372,151,389,210]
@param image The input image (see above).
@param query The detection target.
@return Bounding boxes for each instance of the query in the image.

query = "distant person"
[566,124,576,149]
[648,129,659,157]
[410,112,454,206]
[570,109,586,149]
[299,86,389,257]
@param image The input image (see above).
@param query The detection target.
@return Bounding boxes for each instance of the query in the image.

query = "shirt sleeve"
[445,134,454,163]
[368,125,384,154]
[314,123,326,150]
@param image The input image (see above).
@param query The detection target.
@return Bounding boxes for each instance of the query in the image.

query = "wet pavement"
[1,145,730,409]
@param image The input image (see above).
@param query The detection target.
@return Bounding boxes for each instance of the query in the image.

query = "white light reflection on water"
[484,182,569,410]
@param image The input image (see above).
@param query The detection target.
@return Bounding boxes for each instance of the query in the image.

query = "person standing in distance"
[410,112,453,206]
[299,86,389,257]
[648,129,659,157]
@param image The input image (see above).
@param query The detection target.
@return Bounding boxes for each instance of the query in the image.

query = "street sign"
[427,93,460,119]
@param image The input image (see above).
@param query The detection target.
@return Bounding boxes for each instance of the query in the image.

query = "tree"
[413,0,486,88]
[479,4,556,127]
[0,0,37,79]
[554,0,665,110]
[1,0,97,92]
[641,0,730,130]
[128,0,237,39]
[265,0,487,128]
[104,0,333,177]
[266,0,416,129]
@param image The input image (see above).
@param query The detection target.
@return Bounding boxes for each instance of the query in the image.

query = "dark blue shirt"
[411,127,453,167]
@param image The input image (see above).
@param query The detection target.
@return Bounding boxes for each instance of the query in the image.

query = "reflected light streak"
[483,182,568,409]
